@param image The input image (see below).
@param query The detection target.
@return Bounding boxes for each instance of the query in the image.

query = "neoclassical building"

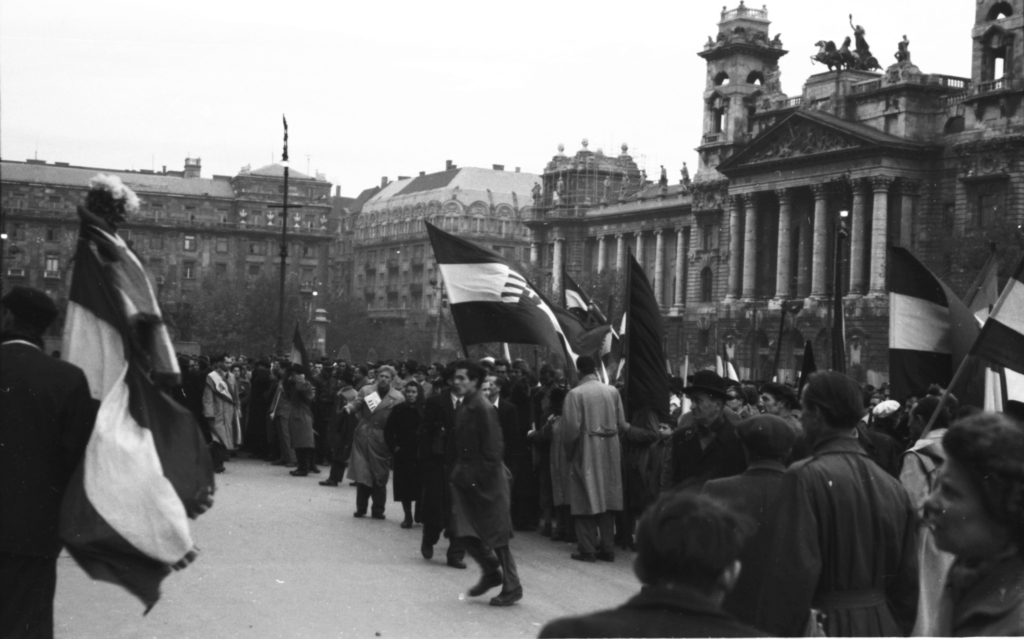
[529,1,1024,385]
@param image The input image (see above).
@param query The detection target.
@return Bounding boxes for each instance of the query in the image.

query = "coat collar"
[951,553,1024,630]
[811,430,867,456]
[746,459,787,474]
[624,584,729,618]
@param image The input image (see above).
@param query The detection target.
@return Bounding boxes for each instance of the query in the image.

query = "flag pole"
[920,353,973,439]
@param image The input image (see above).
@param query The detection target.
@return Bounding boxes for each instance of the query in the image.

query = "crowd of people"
[164,344,1024,635]
[4,274,1023,635]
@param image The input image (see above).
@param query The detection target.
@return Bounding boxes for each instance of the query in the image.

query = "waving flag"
[888,247,980,403]
[290,321,310,375]
[970,254,1024,375]
[425,223,580,367]
[61,204,214,610]
[624,255,671,421]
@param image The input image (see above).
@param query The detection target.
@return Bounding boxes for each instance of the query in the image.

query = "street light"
[831,209,850,373]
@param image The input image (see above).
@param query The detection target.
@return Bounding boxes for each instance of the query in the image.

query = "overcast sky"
[1,0,971,196]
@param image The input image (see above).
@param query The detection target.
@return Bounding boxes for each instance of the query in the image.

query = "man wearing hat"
[1,286,97,638]
[759,382,806,461]
[702,415,795,627]
[661,370,746,492]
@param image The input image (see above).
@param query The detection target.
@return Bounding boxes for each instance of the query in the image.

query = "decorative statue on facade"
[680,162,691,186]
[531,182,542,206]
[810,17,881,72]
[812,40,843,72]
[895,34,910,63]
[603,176,611,201]
[659,165,668,187]
[619,172,630,199]
[554,176,565,204]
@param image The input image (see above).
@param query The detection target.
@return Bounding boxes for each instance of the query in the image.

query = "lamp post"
[830,209,850,373]
[270,116,303,355]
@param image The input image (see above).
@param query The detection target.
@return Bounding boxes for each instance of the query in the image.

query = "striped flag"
[563,273,593,324]
[888,247,980,403]
[798,340,816,395]
[970,254,1024,376]
[61,205,215,610]
[624,255,671,421]
[290,321,310,375]
[425,223,581,367]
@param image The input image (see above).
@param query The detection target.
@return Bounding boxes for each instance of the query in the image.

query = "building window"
[977,191,1003,228]
[184,235,197,251]
[45,227,58,242]
[702,225,714,250]
[248,264,261,277]
[183,261,196,279]
[45,255,60,273]
[248,241,265,255]
[700,267,713,302]
[49,195,61,203]
[215,263,227,276]
[216,238,228,253]
[302,244,315,258]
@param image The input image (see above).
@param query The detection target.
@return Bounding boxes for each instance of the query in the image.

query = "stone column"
[596,235,607,273]
[742,195,759,300]
[899,180,918,249]
[869,176,893,296]
[810,184,829,299]
[797,203,812,298]
[673,226,686,309]
[654,229,665,306]
[726,195,743,301]
[530,242,539,264]
[615,233,625,270]
[552,237,564,297]
[635,231,645,264]
[774,188,792,300]
[848,179,868,297]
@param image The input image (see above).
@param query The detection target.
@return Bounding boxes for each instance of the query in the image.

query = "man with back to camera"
[449,360,522,606]
[1,286,98,638]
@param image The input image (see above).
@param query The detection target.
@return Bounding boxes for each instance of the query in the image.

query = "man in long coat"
[449,360,521,606]
[346,365,404,519]
[561,356,624,563]
[203,353,241,473]
[417,364,466,567]
[755,372,918,637]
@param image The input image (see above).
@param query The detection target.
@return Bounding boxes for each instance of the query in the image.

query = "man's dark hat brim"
[681,370,731,400]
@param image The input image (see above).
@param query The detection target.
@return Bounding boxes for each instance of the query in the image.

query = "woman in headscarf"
[924,412,1024,635]
[385,380,425,528]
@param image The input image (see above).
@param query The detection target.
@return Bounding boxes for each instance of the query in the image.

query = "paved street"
[54,457,640,638]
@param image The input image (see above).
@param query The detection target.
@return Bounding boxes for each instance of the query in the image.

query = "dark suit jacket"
[0,338,97,557]
[450,390,511,547]
[539,583,767,638]
[702,460,787,627]
[495,398,520,465]
[663,410,745,492]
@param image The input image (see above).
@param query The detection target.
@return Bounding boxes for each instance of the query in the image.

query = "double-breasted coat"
[561,375,625,516]
[347,384,404,487]
[286,380,315,449]
[449,389,512,548]
[755,434,919,637]
[203,369,241,449]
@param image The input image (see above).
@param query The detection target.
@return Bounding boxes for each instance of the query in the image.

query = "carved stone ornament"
[747,119,862,162]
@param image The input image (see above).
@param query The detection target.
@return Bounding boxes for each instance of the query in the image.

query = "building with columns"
[528,1,1024,386]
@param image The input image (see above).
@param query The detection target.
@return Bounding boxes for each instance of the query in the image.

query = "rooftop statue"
[810,17,881,72]
[895,34,911,64]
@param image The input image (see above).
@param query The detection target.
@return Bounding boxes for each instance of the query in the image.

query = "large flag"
[624,255,671,421]
[425,223,580,367]
[563,271,592,323]
[556,273,614,363]
[61,205,215,610]
[970,254,1024,376]
[798,340,816,395]
[290,321,310,375]
[888,247,980,402]
[964,248,1000,324]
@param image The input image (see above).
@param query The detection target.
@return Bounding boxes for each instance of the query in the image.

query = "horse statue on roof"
[812,40,843,71]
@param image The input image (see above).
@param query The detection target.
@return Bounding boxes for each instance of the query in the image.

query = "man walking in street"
[449,360,522,606]
[1,287,98,638]
[561,355,625,563]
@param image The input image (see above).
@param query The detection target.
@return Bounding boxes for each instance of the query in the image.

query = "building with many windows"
[0,157,338,340]
[530,1,1023,386]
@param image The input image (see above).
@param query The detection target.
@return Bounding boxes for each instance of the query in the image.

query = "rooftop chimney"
[419,171,425,177]
[380,176,388,189]
[398,176,410,180]
[184,157,201,179]
[335,185,340,197]
[492,164,504,171]
[515,167,521,173]
[445,160,454,171]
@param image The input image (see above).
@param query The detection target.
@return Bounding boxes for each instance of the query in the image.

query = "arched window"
[714,71,730,86]
[700,267,713,302]
[746,71,765,85]
[944,116,966,134]
[987,1,1012,21]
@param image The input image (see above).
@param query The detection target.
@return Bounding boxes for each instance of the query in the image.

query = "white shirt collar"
[1,339,41,351]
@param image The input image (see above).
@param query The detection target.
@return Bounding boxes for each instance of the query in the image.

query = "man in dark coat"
[482,373,520,479]
[661,370,746,492]
[540,493,764,638]
[417,364,466,568]
[449,360,522,606]
[246,360,272,459]
[508,360,539,531]
[755,372,919,637]
[1,287,98,638]
[702,414,794,627]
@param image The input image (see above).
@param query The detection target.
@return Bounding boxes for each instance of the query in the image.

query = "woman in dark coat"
[385,380,425,528]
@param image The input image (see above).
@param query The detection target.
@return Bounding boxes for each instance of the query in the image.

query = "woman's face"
[404,384,419,404]
[924,457,1012,559]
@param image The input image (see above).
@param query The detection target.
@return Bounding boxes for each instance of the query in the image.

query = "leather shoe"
[467,571,503,596]
[446,558,467,569]
[371,513,385,520]
[353,511,366,518]
[571,552,596,563]
[400,518,413,529]
[270,460,287,466]
[319,479,338,487]
[421,541,434,559]
[309,466,321,474]
[596,550,615,562]
[289,469,308,477]
[489,588,523,606]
